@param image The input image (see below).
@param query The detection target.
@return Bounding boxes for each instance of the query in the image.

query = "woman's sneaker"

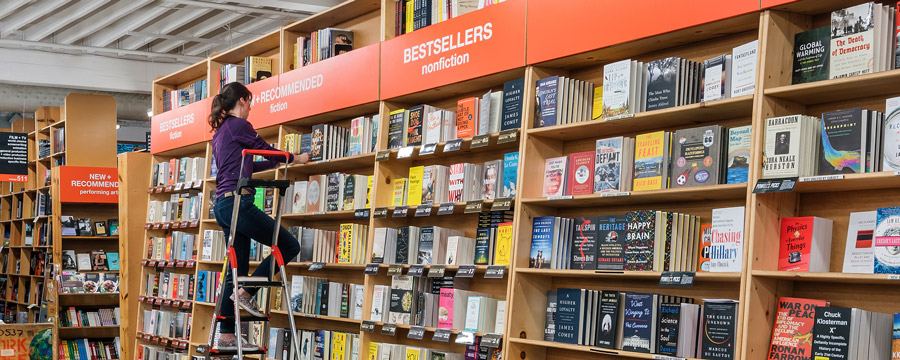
[216,335,259,351]
[231,293,266,318]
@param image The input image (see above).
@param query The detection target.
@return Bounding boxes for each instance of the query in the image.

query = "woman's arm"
[231,120,294,171]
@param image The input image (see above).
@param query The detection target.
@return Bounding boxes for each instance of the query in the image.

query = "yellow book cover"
[338,224,353,263]
[247,56,273,83]
[331,332,347,360]
[365,175,373,208]
[406,1,414,34]
[292,43,297,70]
[283,133,296,152]
[407,166,424,206]
[633,131,667,191]
[592,87,603,120]
[493,222,513,265]
[367,342,379,360]
[392,178,407,206]
[405,347,421,360]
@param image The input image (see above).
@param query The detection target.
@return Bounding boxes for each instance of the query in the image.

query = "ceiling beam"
[183,16,284,56]
[54,0,154,45]
[118,6,210,50]
[164,0,315,17]
[0,38,205,62]
[0,0,36,21]
[87,3,172,47]
[152,10,244,53]
[209,0,337,14]
[0,0,71,38]
[125,30,225,45]
[24,0,111,41]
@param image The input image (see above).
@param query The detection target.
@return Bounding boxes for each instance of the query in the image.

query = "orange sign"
[59,166,119,203]
[247,43,380,129]
[150,98,212,154]
[526,0,759,65]
[380,0,526,99]
[761,0,796,9]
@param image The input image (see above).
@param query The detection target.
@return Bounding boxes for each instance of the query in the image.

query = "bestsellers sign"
[59,166,119,203]
[380,0,526,99]
[150,98,211,154]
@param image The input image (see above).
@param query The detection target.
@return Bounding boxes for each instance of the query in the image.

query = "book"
[698,224,713,272]
[106,252,119,271]
[570,216,598,270]
[778,216,834,272]
[407,105,424,146]
[701,54,731,102]
[501,78,524,131]
[554,288,584,344]
[407,166,424,207]
[602,60,633,119]
[885,96,900,171]
[810,306,853,359]
[842,211,877,273]
[726,126,752,184]
[645,57,680,111]
[596,214,627,270]
[818,108,866,174]
[762,115,820,178]
[633,131,670,191]
[624,210,655,271]
[792,26,831,84]
[591,87,603,120]
[875,207,900,274]
[388,109,407,149]
[76,253,92,271]
[530,217,554,269]
[621,292,657,353]
[494,222,513,266]
[671,125,724,187]
[595,290,620,349]
[502,152,518,198]
[829,3,876,79]
[700,300,738,360]
[456,98,479,138]
[481,160,501,200]
[566,151,594,195]
[731,40,758,97]
[767,297,828,360]
[542,156,567,197]
[535,76,559,127]
[594,137,633,193]
[709,206,745,272]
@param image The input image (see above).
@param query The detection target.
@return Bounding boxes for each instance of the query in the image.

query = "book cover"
[818,108,865,174]
[702,55,729,102]
[830,3,875,79]
[392,178,407,206]
[542,156,568,197]
[622,292,655,353]
[545,291,557,341]
[885,96,900,171]
[342,175,356,211]
[602,60,632,118]
[456,98,479,138]
[448,163,464,202]
[425,109,443,145]
[530,217,554,268]
[595,290,620,349]
[767,297,828,360]
[325,173,341,212]
[731,40,758,97]
[493,222,513,266]
[893,313,900,359]
[501,78,524,131]
[671,125,723,187]
[633,131,668,191]
[657,303,680,355]
[311,124,325,162]
[408,166,424,207]
[778,217,815,272]
[625,210,655,271]
[592,87,603,120]
[566,151,594,195]
[407,105,424,146]
[698,224,713,272]
[388,109,406,149]
[792,26,830,84]
[396,227,410,265]
[700,301,737,360]
[554,288,583,344]
[482,160,500,200]
[502,152,518,198]
[594,137,625,193]
[726,126,752,184]
[474,228,490,265]
[422,166,435,205]
[645,57,680,111]
[535,76,559,127]
[388,276,414,324]
[710,206,745,272]
[811,306,852,359]
[596,214,627,270]
[417,226,434,265]
[875,207,900,274]
[763,115,804,178]
[842,211,876,273]
[570,216,598,270]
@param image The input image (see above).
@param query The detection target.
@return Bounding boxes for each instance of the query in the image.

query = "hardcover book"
[456,98,479,138]
[726,126,752,184]
[596,214,627,270]
[595,290,620,349]
[671,125,724,187]
[698,224,713,272]
[570,216,598,270]
[778,216,834,272]
[885,96,900,171]
[633,131,670,191]
[829,3,876,79]
[566,151,594,195]
[502,152,518,198]
[731,40,758,97]
[700,301,738,360]
[493,222,513,266]
[554,288,583,344]
[625,210,655,271]
[501,78,524,131]
[767,297,828,360]
[792,26,831,84]
[657,303,681,355]
[702,54,731,102]
[875,207,900,274]
[388,109,407,149]
[535,76,559,127]
[818,108,865,174]
[621,292,656,353]
[530,216,554,269]
[842,211,877,273]
[310,124,325,162]
[602,59,632,119]
[594,137,626,193]
[406,105,424,146]
[763,115,806,178]
[811,306,852,359]
[407,166,424,207]
[709,206,745,272]
[542,156,568,197]
[645,57,680,111]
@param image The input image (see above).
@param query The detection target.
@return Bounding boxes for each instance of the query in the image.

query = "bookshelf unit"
[118,152,152,360]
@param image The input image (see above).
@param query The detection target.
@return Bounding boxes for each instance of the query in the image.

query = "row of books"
[161,79,208,112]
[543,125,751,196]
[371,221,512,266]
[283,173,372,214]
[146,232,195,262]
[38,138,50,158]
[60,307,119,328]
[545,290,738,358]
[564,40,757,124]
[266,329,359,360]
[372,280,505,333]
[294,28,354,68]
[387,78,524,150]
[137,345,185,360]
[394,0,501,36]
[147,192,203,223]
[61,216,117,237]
[141,308,192,340]
[195,270,220,303]
[145,271,194,301]
[152,157,206,187]
[59,272,119,294]
[59,337,120,360]
[287,276,363,319]
[24,222,50,247]
[768,297,895,359]
[216,56,272,90]
[33,192,51,217]
[62,250,119,272]
[792,2,897,84]
[281,116,379,161]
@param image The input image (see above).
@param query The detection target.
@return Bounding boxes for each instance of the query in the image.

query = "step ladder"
[199,149,300,360]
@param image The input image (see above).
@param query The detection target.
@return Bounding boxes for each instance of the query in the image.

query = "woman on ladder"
[209,82,309,350]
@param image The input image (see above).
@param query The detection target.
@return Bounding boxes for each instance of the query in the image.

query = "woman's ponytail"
[208,82,252,131]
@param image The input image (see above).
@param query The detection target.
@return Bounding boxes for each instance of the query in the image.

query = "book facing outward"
[768,297,828,360]
[700,300,738,360]
[633,131,671,192]
[730,40,758,97]
[843,211,877,273]
[566,151,594,196]
[875,207,900,274]
[542,156,568,197]
[792,26,831,84]
[594,137,634,193]
[709,206,745,273]
[726,125,752,184]
[670,125,725,188]
[818,108,868,175]
[778,216,834,272]
[762,115,821,179]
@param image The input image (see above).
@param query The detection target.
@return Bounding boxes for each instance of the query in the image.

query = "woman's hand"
[293,153,310,164]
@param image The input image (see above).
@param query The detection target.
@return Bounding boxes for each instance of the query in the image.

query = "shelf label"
[659,271,695,287]
[651,355,686,360]
[604,113,635,121]
[481,333,503,348]
[432,328,452,342]
[392,206,409,217]
[443,139,463,152]
[464,200,483,213]
[753,177,798,193]
[407,326,426,340]
[397,146,415,159]
[373,207,389,218]
[497,129,519,144]
[547,195,573,200]
[601,192,630,197]
[428,265,446,278]
[438,202,456,215]
[888,274,900,280]
[419,143,438,156]
[408,264,425,277]
[455,331,476,345]
[376,150,391,162]
[381,323,397,336]
[415,204,433,217]
[360,320,376,333]
[491,197,512,211]
[799,175,844,182]
[59,166,119,203]
[364,263,380,275]
[485,265,506,278]
[470,134,490,148]
[387,264,404,276]
[174,183,183,191]
[308,262,326,271]
[354,209,371,219]
[311,211,326,216]
[894,170,900,176]
[151,98,212,154]
[456,265,476,278]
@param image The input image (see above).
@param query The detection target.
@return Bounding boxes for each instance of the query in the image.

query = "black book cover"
[340,283,349,318]
[792,26,830,84]
[318,282,329,315]
[407,105,424,146]
[388,110,405,149]
[595,290,620,348]
[342,175,355,211]
[700,301,738,360]
[501,78,525,131]
[570,216,598,269]
[657,303,680,355]
[310,124,325,162]
[298,228,314,262]
[325,173,341,212]
[417,226,434,265]
[818,108,864,174]
[811,306,851,359]
[396,226,410,264]
[544,290,557,341]
[596,214,627,270]
[646,57,681,111]
[554,288,582,344]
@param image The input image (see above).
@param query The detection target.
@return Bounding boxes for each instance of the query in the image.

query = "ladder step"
[234,276,281,287]
[209,348,268,356]
[217,314,270,322]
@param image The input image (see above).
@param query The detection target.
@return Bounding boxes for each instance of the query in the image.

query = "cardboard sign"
[0,132,28,182]
[380,0,527,99]
[150,98,211,154]
[248,43,380,129]
[59,166,119,203]
[526,0,758,64]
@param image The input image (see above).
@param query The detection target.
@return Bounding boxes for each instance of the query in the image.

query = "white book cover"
[542,156,568,197]
[425,109,443,144]
[884,96,900,171]
[731,40,758,97]
[709,206,745,272]
[602,59,633,118]
[843,211,877,273]
[762,115,804,178]
[830,2,876,79]
[290,275,303,312]
[464,296,481,332]
[494,300,507,335]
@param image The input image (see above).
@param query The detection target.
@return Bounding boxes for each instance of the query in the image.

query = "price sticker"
[364,263,380,275]
[491,197,512,211]
[392,206,408,217]
[309,262,326,271]
[456,265,476,278]
[464,200,483,213]
[485,265,506,279]
[601,192,630,197]
[547,195,573,200]
[354,209,370,219]
[375,150,391,162]
[387,264,404,276]
[432,328,452,342]
[437,202,456,215]
[443,139,463,152]
[373,207,388,218]
[174,183,183,191]
[408,264,425,277]
[397,146,415,159]
[455,331,476,345]
[407,326,426,340]
[470,135,490,148]
[497,129,519,144]
[419,143,437,156]
[415,204,432,217]
[428,265,446,278]
[481,333,503,348]
[381,323,397,336]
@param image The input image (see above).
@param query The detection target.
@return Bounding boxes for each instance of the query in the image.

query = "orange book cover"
[767,297,827,359]
[456,97,479,138]
[168,158,179,185]
[698,224,712,271]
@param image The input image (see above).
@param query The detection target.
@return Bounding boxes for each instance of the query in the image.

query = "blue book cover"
[622,292,656,353]
[875,207,900,274]
[530,216,555,268]
[502,152,519,198]
[106,252,119,271]
[726,126,751,184]
[474,228,491,265]
[535,76,559,128]
[314,330,326,360]
[554,288,584,344]
[893,313,900,344]
[196,271,207,303]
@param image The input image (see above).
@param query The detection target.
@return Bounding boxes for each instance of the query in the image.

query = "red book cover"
[456,97,479,139]
[778,217,814,271]
[168,158,179,185]
[566,151,594,195]
[766,297,827,359]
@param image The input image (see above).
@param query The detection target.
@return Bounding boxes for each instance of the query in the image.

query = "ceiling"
[0,0,341,64]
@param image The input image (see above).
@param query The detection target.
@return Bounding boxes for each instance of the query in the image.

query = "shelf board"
[286,152,376,174]
[764,69,900,105]
[284,0,379,34]
[751,270,900,284]
[383,131,520,163]
[59,325,120,339]
[520,183,747,208]
[507,338,700,359]
[792,171,900,193]
[270,309,363,324]
[61,236,119,240]
[282,210,358,221]
[285,262,366,270]
[378,198,512,216]
[58,293,119,306]
[527,95,753,141]
[514,268,741,282]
